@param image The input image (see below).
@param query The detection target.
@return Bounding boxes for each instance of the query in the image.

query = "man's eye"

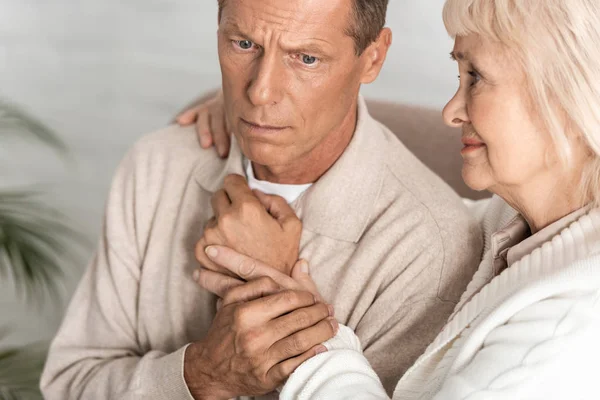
[301,54,318,65]
[236,40,255,50]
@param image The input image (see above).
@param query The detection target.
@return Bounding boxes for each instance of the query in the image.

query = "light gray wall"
[0,0,457,347]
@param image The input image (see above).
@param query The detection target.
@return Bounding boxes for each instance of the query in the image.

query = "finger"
[223,174,258,204]
[221,276,283,306]
[268,317,338,368]
[267,302,333,343]
[203,217,217,231]
[210,107,231,158]
[194,268,244,298]
[196,107,213,148]
[243,290,318,322]
[210,189,231,218]
[176,105,202,125]
[253,190,299,226]
[205,246,300,288]
[291,259,324,303]
[195,239,237,278]
[267,344,328,384]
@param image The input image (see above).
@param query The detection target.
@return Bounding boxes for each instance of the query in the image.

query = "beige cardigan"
[40,98,482,399]
[279,197,600,400]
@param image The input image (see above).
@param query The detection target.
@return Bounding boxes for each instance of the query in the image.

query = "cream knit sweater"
[280,196,600,400]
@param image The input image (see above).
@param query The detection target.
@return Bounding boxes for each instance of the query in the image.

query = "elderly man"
[41,0,481,399]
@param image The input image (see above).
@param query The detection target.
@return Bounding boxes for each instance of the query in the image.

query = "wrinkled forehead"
[220,0,354,48]
[452,34,515,71]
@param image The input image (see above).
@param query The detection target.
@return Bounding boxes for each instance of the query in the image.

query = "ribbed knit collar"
[402,205,600,386]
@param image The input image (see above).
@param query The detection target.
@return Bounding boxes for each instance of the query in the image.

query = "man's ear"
[360,28,392,84]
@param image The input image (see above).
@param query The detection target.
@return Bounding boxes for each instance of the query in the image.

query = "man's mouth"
[240,118,287,132]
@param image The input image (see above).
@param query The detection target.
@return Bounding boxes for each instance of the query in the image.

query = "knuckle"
[217,212,234,230]
[278,362,295,379]
[279,290,301,306]
[290,334,308,353]
[290,218,302,232]
[223,290,235,305]
[232,305,249,326]
[259,276,280,291]
[293,310,311,328]
[315,303,330,319]
[239,329,261,354]
[238,201,259,219]
[224,174,240,186]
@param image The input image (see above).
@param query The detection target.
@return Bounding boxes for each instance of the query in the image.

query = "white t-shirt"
[245,159,312,204]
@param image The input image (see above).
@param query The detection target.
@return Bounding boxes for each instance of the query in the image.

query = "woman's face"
[443,35,557,194]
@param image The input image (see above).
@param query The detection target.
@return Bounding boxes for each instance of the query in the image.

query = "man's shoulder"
[122,124,223,185]
[374,122,472,223]
[130,124,219,167]
[363,122,482,258]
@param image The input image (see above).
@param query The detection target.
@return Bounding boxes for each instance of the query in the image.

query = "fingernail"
[327,304,335,317]
[315,345,328,355]
[205,246,218,258]
[299,260,309,274]
[328,317,339,334]
[192,269,201,282]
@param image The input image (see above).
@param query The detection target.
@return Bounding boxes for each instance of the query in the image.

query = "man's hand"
[183,277,337,399]
[195,174,302,277]
[176,89,231,158]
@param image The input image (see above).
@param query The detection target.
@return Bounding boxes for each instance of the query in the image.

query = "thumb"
[253,190,297,224]
[291,259,324,302]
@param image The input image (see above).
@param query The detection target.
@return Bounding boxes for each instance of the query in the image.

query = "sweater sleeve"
[40,148,195,400]
[432,289,600,400]
[280,325,390,400]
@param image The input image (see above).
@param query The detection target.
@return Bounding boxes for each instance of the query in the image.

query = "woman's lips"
[460,137,486,155]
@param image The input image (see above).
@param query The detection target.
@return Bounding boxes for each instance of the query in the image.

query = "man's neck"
[252,105,358,185]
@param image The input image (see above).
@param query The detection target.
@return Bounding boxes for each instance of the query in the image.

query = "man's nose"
[247,54,284,106]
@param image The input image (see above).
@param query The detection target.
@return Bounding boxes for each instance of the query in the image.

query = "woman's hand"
[193,245,325,304]
[176,89,231,158]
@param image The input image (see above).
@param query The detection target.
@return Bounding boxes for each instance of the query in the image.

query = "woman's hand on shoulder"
[176,89,231,158]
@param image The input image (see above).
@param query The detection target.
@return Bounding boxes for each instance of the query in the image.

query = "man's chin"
[241,143,293,168]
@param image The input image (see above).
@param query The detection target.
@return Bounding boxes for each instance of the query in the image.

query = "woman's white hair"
[443,0,600,206]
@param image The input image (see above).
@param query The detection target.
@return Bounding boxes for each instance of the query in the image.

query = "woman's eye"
[301,54,318,65]
[468,70,481,86]
[235,40,255,50]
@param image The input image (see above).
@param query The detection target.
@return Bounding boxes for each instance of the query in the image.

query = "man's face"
[218,0,371,168]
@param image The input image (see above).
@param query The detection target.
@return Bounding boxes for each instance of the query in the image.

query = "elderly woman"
[181,0,600,398]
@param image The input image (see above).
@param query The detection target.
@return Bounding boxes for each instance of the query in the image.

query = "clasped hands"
[183,174,337,399]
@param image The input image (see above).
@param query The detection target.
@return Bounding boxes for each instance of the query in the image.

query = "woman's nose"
[442,90,469,128]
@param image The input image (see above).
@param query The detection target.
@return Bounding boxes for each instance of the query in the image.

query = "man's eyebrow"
[220,20,248,35]
[284,42,330,55]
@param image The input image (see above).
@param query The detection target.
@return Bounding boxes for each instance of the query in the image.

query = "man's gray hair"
[217,0,389,55]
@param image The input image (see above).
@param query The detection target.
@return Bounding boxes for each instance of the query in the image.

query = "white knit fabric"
[280,196,600,400]
[244,158,312,204]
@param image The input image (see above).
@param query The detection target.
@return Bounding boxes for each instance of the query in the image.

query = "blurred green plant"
[0,100,83,399]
